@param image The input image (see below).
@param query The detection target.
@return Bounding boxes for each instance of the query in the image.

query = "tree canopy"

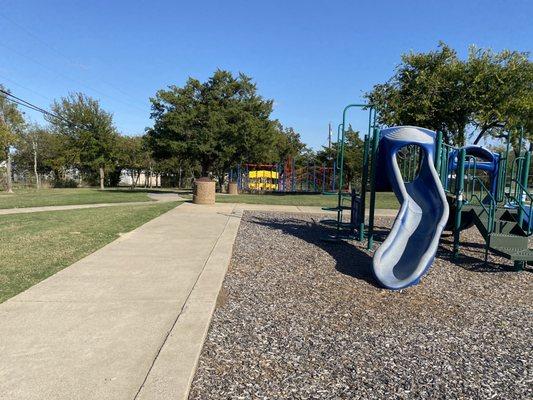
[0,85,25,192]
[147,70,295,180]
[47,92,119,187]
[0,86,25,150]
[316,125,363,187]
[366,43,532,145]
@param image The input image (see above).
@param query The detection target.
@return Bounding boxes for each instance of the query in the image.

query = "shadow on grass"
[247,214,390,288]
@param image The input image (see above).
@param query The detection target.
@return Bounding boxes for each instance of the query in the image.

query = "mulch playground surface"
[189,212,532,400]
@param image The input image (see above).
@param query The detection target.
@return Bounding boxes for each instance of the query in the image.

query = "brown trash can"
[228,182,238,195]
[193,178,216,204]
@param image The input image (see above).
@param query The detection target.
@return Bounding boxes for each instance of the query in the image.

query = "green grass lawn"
[190,192,399,209]
[0,201,179,303]
[0,188,152,209]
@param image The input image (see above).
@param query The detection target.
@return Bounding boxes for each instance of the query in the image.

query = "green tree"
[274,124,306,162]
[43,130,77,184]
[154,156,198,188]
[366,43,532,145]
[147,70,279,184]
[15,125,81,187]
[0,86,25,193]
[467,47,533,144]
[116,135,153,189]
[317,126,364,188]
[47,93,119,189]
[343,127,364,186]
[14,124,50,188]
[316,145,336,166]
[366,43,470,145]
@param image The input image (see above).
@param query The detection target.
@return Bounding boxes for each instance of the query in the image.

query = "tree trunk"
[5,147,13,193]
[201,161,213,178]
[473,129,486,145]
[32,141,40,189]
[135,170,141,188]
[99,166,105,190]
[218,173,225,192]
[473,122,503,145]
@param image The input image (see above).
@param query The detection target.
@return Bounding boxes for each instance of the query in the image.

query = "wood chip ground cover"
[190,212,532,399]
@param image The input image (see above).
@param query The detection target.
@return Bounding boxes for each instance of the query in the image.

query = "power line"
[1,89,95,151]
[0,12,141,102]
[0,41,147,114]
[0,13,148,107]
[0,11,146,105]
[0,72,54,103]
[0,13,69,61]
[0,88,72,125]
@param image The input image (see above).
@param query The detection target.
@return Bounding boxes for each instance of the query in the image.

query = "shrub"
[52,178,78,188]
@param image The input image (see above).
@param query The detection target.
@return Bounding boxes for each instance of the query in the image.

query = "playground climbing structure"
[324,102,532,289]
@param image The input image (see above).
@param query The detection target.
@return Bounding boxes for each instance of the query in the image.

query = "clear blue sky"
[1,0,531,149]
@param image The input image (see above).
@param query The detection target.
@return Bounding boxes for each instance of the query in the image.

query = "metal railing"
[438,142,456,193]
[464,155,496,235]
[507,156,533,234]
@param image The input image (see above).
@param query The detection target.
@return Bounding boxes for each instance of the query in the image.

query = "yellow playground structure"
[248,170,279,191]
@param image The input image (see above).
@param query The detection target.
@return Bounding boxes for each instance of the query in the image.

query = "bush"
[52,178,78,188]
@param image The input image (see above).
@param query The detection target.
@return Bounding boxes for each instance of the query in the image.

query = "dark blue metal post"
[292,158,296,191]
[313,163,317,191]
[332,160,337,191]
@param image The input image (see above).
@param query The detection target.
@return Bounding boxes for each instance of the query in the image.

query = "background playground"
[229,159,336,193]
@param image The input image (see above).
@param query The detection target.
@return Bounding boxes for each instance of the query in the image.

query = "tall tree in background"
[366,43,471,145]
[275,124,306,162]
[15,124,51,189]
[366,43,532,145]
[342,127,364,186]
[47,93,119,189]
[41,129,74,184]
[0,86,25,193]
[316,125,363,188]
[467,47,533,144]
[117,135,153,189]
[147,70,279,183]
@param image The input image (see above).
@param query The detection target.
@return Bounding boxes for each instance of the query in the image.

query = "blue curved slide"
[372,127,449,290]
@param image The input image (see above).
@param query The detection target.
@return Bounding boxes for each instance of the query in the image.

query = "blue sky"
[1,0,531,149]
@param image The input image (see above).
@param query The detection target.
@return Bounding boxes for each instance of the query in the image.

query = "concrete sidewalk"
[0,193,183,216]
[0,202,241,400]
